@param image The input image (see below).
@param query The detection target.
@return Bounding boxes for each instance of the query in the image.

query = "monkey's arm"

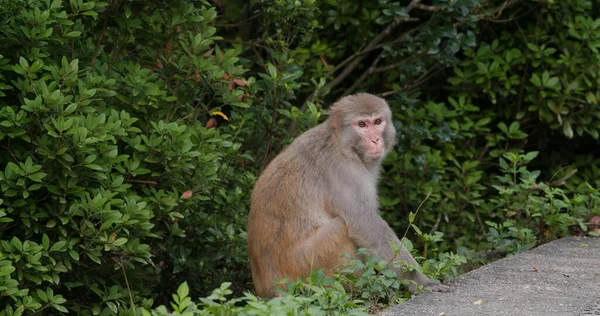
[342,209,449,292]
[344,211,418,265]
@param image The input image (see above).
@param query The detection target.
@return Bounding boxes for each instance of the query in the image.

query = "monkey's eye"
[374,119,382,125]
[358,121,366,128]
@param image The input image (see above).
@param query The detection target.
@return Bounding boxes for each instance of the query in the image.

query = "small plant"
[487,151,599,253]
[149,244,464,316]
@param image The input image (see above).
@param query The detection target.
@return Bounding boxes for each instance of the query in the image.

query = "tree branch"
[296,0,525,131]
[342,52,384,96]
[379,62,442,97]
[214,12,263,27]
[415,4,443,11]
[491,168,578,192]
[126,179,158,185]
[529,168,578,190]
[304,0,424,103]
[477,0,521,20]
[321,21,399,94]
[91,22,107,66]
[372,60,406,74]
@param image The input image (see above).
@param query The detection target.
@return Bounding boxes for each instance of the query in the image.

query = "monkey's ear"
[330,106,341,130]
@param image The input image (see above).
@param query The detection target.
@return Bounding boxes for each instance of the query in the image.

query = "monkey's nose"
[372,138,379,143]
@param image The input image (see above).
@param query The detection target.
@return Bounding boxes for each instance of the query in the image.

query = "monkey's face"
[352,115,388,160]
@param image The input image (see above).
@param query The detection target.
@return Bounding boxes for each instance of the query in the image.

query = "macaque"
[247,93,450,297]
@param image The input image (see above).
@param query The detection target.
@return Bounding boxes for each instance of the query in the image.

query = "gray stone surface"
[381,237,600,316]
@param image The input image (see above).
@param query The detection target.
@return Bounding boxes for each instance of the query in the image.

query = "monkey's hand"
[426,282,451,292]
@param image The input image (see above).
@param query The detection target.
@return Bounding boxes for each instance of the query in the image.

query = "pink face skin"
[352,116,386,159]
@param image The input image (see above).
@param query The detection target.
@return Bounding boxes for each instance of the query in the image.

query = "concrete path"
[381,237,600,316]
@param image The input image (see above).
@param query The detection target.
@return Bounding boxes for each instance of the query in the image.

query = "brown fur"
[247,93,449,297]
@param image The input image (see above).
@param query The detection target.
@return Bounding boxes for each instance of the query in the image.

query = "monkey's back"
[247,123,337,296]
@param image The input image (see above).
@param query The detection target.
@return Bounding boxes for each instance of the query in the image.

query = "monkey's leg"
[294,217,357,274]
[256,217,356,297]
[259,217,356,297]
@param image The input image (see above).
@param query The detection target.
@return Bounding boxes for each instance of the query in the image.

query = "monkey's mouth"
[368,151,383,159]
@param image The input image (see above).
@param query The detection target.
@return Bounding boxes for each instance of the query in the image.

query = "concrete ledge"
[381,237,600,316]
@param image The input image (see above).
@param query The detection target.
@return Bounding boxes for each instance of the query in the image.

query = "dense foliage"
[0,0,599,314]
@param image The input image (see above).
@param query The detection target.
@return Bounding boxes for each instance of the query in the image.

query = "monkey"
[247,93,450,297]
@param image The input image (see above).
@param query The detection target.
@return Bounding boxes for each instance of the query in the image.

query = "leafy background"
[0,0,599,314]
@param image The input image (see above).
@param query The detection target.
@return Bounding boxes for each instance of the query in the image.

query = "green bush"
[0,0,255,313]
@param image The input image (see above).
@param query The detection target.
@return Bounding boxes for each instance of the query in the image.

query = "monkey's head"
[330,93,397,164]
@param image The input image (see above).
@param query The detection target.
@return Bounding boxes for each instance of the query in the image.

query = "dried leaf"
[319,55,329,68]
[210,111,229,121]
[232,78,246,86]
[182,190,193,199]
[206,118,217,128]
[203,47,214,56]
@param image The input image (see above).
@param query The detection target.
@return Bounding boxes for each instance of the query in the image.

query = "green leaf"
[19,56,29,69]
[65,103,77,113]
[112,238,128,246]
[0,120,14,127]
[52,304,68,313]
[84,164,103,171]
[497,122,508,133]
[28,172,47,182]
[475,117,491,127]
[563,122,574,138]
[52,295,67,304]
[411,224,422,235]
[267,63,277,78]
[499,158,508,171]
[84,155,97,164]
[87,252,101,264]
[177,282,190,299]
[42,234,50,250]
[37,288,49,302]
[106,301,118,313]
[0,264,15,276]
[81,10,98,17]
[30,60,43,72]
[400,237,413,252]
[10,237,22,252]
[546,77,559,88]
[50,241,67,252]
[523,151,539,161]
[530,73,541,87]
[7,162,23,175]
[508,121,520,134]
